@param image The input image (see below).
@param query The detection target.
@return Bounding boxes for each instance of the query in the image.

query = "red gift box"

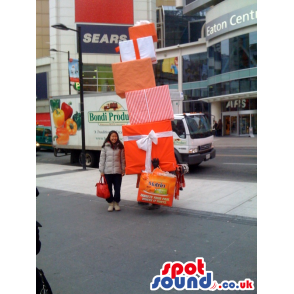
[122,120,177,175]
[125,85,174,124]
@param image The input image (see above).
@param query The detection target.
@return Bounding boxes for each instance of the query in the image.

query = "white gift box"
[119,36,157,64]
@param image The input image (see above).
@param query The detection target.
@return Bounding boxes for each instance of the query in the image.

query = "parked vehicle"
[49,92,215,167]
[36,125,53,151]
[36,142,41,152]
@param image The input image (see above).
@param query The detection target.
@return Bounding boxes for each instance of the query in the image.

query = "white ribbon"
[123,130,173,173]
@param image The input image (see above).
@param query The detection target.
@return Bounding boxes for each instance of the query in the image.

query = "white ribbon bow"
[123,130,173,173]
[136,130,158,172]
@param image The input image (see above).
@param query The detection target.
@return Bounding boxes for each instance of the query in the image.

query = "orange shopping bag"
[137,171,176,207]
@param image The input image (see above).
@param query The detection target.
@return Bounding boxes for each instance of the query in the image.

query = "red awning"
[36,113,51,126]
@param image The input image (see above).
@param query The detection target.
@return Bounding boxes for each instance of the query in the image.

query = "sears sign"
[79,24,130,54]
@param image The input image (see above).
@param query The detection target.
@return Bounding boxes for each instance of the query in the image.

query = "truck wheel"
[79,151,97,167]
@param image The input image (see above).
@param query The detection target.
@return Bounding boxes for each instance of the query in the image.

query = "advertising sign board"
[79,24,130,54]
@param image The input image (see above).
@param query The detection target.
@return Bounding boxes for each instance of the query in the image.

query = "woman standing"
[99,130,126,211]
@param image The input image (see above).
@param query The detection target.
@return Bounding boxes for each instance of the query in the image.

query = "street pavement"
[36,136,257,293]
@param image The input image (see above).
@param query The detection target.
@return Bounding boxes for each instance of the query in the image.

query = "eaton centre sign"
[205,4,257,41]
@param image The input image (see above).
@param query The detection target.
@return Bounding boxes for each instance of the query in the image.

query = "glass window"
[172,120,186,138]
[229,37,239,71]
[44,129,51,136]
[239,78,250,92]
[221,39,229,73]
[249,31,257,68]
[250,99,257,110]
[230,80,239,94]
[238,34,250,69]
[190,20,205,42]
[36,128,43,136]
[208,46,214,77]
[221,82,230,95]
[201,87,208,98]
[82,64,114,93]
[154,58,178,86]
[215,83,221,96]
[214,43,221,75]
[239,114,250,135]
[208,85,214,97]
[185,115,212,139]
[250,77,257,91]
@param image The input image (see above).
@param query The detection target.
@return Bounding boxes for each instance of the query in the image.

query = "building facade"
[36,0,257,135]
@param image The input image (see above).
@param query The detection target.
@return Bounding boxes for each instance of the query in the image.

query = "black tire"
[79,151,97,167]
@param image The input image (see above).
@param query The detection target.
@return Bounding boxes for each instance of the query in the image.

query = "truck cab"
[36,125,53,151]
[172,113,216,165]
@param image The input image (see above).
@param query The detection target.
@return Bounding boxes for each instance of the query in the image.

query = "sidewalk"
[213,136,257,149]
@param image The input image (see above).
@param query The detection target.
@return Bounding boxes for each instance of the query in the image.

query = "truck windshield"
[185,115,212,139]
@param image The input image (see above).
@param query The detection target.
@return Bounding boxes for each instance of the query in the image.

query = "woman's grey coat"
[99,142,126,174]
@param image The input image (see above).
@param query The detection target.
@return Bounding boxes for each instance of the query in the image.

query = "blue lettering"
[223,282,228,289]
[229,282,235,289]
[150,276,160,290]
[161,277,173,290]
[187,277,198,289]
[199,272,212,289]
[174,277,185,289]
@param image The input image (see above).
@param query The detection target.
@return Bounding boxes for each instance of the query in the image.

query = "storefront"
[221,98,257,136]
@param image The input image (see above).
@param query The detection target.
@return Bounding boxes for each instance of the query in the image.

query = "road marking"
[217,154,257,157]
[223,163,257,166]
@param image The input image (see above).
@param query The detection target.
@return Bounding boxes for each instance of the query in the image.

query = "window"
[172,120,186,138]
[230,80,239,94]
[238,34,250,69]
[185,115,212,139]
[229,37,239,71]
[44,129,51,137]
[221,39,229,73]
[214,43,221,75]
[208,46,214,77]
[183,52,207,82]
[154,58,178,86]
[249,31,257,68]
[82,64,114,93]
[239,78,250,92]
[207,32,257,78]
[250,77,257,91]
[36,128,44,136]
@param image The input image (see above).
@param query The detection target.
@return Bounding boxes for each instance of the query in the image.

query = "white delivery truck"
[49,92,215,167]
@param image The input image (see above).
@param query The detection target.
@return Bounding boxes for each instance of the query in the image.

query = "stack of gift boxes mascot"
[112,21,185,207]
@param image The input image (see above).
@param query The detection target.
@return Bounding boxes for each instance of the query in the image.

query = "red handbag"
[95,176,111,199]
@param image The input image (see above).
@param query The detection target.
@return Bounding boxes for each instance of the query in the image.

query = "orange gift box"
[129,23,158,42]
[112,58,156,98]
[122,120,177,175]
[137,171,176,207]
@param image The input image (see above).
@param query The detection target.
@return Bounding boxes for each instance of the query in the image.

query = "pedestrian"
[217,119,222,137]
[99,130,126,212]
[213,120,218,136]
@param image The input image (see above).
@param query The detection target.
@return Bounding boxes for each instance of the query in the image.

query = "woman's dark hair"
[102,130,124,149]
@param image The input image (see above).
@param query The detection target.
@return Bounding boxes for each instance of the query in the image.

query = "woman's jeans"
[104,174,122,203]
